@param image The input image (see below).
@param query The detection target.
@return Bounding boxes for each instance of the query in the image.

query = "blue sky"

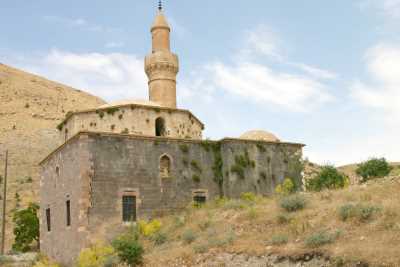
[1,0,400,165]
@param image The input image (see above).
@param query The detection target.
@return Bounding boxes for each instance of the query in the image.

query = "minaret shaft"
[145,11,179,108]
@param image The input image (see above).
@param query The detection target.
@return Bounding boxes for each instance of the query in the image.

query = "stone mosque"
[39,5,304,265]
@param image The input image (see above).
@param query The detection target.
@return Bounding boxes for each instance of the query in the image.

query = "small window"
[66,200,71,227]
[64,128,69,141]
[193,191,207,206]
[160,155,171,178]
[155,117,166,137]
[122,196,136,222]
[46,208,51,232]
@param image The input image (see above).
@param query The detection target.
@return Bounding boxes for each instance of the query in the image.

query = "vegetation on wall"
[190,160,202,174]
[230,150,255,179]
[356,158,392,182]
[12,203,40,252]
[179,144,189,154]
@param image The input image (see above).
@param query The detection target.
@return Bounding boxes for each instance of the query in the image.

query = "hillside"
[141,175,400,267]
[0,63,105,250]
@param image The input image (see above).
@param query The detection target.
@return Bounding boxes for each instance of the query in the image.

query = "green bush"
[12,203,39,252]
[306,166,349,192]
[240,192,257,202]
[112,231,144,266]
[77,243,116,267]
[356,158,392,182]
[305,231,338,248]
[271,234,288,245]
[279,194,306,212]
[339,203,381,222]
[182,229,196,244]
[151,232,167,246]
[276,213,293,225]
[275,178,296,196]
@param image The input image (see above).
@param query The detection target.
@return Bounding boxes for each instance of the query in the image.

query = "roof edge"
[39,131,305,166]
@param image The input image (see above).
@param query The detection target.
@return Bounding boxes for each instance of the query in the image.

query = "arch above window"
[160,154,171,178]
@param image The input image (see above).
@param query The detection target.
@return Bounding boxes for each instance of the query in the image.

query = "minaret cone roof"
[151,12,170,31]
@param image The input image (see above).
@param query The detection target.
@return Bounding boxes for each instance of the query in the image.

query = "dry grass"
[142,177,400,266]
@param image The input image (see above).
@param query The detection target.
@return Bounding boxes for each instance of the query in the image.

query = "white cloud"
[206,61,332,112]
[359,0,400,19]
[105,42,125,48]
[351,43,400,121]
[180,24,335,112]
[42,16,123,33]
[13,50,147,102]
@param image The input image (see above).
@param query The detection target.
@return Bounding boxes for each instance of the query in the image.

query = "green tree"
[12,203,40,252]
[356,158,392,182]
[306,166,348,192]
[112,229,144,266]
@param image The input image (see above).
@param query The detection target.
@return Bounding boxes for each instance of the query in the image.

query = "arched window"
[160,155,171,178]
[155,117,166,137]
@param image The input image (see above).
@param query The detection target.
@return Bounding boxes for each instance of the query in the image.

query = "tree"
[112,228,144,266]
[356,158,392,182]
[306,166,349,192]
[12,203,40,252]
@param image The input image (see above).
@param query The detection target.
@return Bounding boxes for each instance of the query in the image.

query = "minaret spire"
[158,0,162,11]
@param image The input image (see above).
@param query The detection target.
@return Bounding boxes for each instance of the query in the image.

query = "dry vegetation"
[0,64,105,250]
[141,176,400,266]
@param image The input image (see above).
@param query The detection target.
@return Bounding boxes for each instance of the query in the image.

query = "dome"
[240,130,281,143]
[99,99,162,108]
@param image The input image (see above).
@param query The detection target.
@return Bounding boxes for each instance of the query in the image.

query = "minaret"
[145,2,179,108]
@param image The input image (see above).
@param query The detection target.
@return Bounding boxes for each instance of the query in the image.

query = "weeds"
[271,234,288,245]
[305,230,339,248]
[338,203,381,222]
[182,229,196,244]
[279,194,306,212]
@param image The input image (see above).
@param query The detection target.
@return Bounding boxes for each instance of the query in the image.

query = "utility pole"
[1,150,8,255]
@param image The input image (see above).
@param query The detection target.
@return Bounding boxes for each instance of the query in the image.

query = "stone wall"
[39,135,92,266]
[40,132,303,265]
[59,104,203,143]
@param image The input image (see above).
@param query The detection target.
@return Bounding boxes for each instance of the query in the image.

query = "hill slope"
[0,63,105,250]
[140,176,400,267]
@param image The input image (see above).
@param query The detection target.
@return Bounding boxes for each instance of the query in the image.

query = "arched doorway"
[155,117,166,137]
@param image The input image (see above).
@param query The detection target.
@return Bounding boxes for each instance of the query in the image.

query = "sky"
[1,0,400,166]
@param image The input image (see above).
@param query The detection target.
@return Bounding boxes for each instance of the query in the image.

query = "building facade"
[39,8,304,266]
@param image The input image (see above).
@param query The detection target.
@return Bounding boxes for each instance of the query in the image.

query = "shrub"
[151,232,167,246]
[339,203,381,222]
[112,232,144,266]
[276,213,293,225]
[279,194,306,212]
[275,178,296,196]
[305,231,337,248]
[33,256,60,267]
[356,158,392,182]
[77,243,116,267]
[306,166,349,192]
[12,203,39,252]
[138,219,162,237]
[240,192,256,202]
[271,234,288,245]
[182,229,196,244]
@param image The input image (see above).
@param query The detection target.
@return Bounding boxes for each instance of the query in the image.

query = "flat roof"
[39,131,305,165]
[59,103,205,129]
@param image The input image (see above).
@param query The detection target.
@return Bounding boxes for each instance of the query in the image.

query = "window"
[193,190,207,206]
[160,155,171,178]
[155,117,166,137]
[122,196,136,222]
[46,208,51,232]
[64,128,69,141]
[66,200,71,227]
